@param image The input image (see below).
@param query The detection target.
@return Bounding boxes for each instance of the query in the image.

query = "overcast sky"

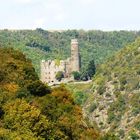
[0,0,140,30]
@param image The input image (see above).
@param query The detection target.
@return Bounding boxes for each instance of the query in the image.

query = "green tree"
[80,59,96,80]
[87,59,96,79]
[72,71,81,80]
[55,71,64,81]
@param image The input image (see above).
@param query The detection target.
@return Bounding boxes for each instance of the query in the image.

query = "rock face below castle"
[40,39,80,85]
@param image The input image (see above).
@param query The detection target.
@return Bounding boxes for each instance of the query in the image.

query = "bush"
[107,112,116,123]
[118,129,125,138]
[73,91,88,105]
[72,71,81,80]
[130,132,140,140]
[89,103,97,113]
[97,85,106,95]
[135,121,140,131]
[16,88,29,98]
[100,133,119,140]
[55,71,64,81]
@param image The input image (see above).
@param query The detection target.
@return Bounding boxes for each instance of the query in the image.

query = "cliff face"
[83,38,140,139]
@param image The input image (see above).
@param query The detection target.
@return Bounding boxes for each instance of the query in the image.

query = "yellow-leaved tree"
[2,99,53,140]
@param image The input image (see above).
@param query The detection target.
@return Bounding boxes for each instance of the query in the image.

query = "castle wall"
[41,60,66,84]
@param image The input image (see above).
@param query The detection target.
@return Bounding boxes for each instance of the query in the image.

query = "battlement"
[71,39,78,45]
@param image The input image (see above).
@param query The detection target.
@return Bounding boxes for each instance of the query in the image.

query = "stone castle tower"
[71,39,80,72]
[40,39,80,85]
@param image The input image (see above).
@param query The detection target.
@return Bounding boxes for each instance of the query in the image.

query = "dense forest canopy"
[0,29,140,75]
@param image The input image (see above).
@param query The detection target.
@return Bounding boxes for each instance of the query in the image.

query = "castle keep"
[41,39,80,84]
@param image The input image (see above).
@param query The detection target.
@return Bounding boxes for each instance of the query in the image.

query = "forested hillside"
[0,47,105,139]
[84,37,140,139]
[0,29,140,75]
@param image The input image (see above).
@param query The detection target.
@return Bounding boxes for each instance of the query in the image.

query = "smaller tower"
[70,39,80,72]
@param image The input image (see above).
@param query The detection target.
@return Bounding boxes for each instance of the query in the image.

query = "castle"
[40,39,80,85]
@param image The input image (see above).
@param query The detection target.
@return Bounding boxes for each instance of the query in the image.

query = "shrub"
[135,121,140,131]
[89,103,97,113]
[130,132,140,140]
[72,71,81,80]
[55,71,64,81]
[100,132,119,140]
[107,112,116,123]
[119,77,127,85]
[97,85,106,95]
[73,91,88,105]
[16,88,29,98]
[118,129,125,138]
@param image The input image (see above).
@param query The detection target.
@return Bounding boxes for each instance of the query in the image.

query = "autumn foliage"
[0,48,101,139]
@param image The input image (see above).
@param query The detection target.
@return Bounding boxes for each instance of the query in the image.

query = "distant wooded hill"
[0,29,140,75]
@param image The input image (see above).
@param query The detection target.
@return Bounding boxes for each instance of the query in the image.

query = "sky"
[0,0,140,30]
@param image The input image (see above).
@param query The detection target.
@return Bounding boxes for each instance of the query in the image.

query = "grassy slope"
[84,38,140,139]
[66,82,93,106]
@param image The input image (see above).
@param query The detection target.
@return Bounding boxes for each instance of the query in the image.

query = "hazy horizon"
[1,29,140,32]
[1,0,140,31]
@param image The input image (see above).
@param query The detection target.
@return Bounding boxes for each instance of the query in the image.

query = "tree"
[27,80,51,96]
[80,59,96,81]
[72,71,81,80]
[87,59,96,79]
[3,99,53,140]
[80,70,89,81]
[55,71,64,81]
[35,85,101,140]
